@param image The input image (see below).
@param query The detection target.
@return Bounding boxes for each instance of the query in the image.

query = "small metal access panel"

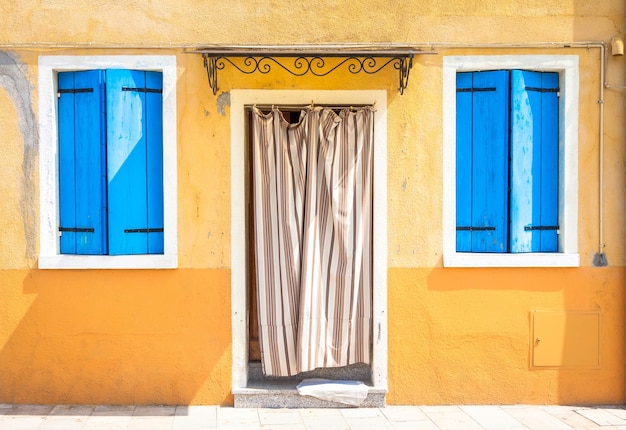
[531,310,601,369]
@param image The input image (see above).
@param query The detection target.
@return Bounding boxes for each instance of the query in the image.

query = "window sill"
[443,252,580,268]
[38,254,178,270]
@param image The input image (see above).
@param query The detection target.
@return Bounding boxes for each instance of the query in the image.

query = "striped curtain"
[252,106,373,377]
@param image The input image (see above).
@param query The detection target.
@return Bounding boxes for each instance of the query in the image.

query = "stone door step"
[234,362,386,408]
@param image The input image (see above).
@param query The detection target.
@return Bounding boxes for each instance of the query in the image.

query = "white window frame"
[443,55,579,268]
[38,55,178,269]
[230,90,388,392]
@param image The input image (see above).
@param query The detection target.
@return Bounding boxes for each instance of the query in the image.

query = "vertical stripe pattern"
[252,106,373,377]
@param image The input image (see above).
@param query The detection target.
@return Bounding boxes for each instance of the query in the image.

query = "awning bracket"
[195,48,421,95]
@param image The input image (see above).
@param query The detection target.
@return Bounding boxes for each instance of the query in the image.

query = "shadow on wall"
[557,267,626,404]
[558,0,626,404]
[0,268,232,405]
[426,265,626,404]
[427,266,575,292]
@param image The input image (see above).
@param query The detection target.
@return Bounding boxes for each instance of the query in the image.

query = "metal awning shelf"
[187,45,431,95]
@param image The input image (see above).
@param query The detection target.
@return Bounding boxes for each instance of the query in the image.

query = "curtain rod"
[245,103,374,111]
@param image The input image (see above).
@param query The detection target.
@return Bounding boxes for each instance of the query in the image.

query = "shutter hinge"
[57,88,94,97]
[457,87,497,93]
[524,86,560,93]
[59,227,95,232]
[523,225,559,231]
[124,228,164,233]
[122,87,163,94]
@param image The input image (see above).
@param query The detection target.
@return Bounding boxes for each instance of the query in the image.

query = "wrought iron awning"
[187,46,431,95]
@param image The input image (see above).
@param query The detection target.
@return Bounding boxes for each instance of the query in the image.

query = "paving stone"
[420,405,463,413]
[606,408,626,420]
[572,427,625,430]
[258,409,303,425]
[390,420,440,430]
[173,417,216,430]
[345,416,394,430]
[176,405,217,417]
[173,405,217,429]
[301,414,350,430]
[49,405,95,416]
[505,407,574,430]
[134,405,176,416]
[127,416,175,430]
[37,416,89,430]
[82,415,132,430]
[298,408,344,418]
[38,406,93,430]
[340,407,384,418]
[260,423,307,430]
[422,409,485,430]
[460,405,527,429]
[382,406,430,422]
[0,403,623,429]
[0,415,48,430]
[218,407,260,426]
[9,404,55,416]
[216,425,261,430]
[550,410,601,428]
[91,405,135,416]
[576,408,626,426]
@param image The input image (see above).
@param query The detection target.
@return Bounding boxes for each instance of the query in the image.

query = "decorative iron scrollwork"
[202,52,415,95]
[396,56,413,95]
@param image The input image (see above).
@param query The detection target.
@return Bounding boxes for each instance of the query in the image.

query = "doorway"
[246,105,374,376]
[230,90,388,391]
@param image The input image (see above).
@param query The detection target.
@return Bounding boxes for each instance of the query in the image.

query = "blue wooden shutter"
[455,72,473,252]
[510,70,559,252]
[145,72,165,254]
[456,70,510,252]
[58,70,107,254]
[106,69,164,255]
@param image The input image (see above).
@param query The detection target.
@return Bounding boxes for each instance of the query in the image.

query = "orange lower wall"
[1,266,624,405]
[387,266,626,405]
[0,269,233,405]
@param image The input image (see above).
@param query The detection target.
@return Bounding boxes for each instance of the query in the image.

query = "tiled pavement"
[0,404,625,429]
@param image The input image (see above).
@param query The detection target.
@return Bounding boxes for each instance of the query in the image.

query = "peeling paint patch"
[217,91,230,116]
[0,51,38,265]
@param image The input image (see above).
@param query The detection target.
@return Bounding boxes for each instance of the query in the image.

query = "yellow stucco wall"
[0,0,624,405]
[1,0,624,45]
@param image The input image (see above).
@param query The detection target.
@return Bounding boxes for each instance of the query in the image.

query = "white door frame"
[230,89,388,391]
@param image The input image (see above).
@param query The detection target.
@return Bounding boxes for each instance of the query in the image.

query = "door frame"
[230,89,388,391]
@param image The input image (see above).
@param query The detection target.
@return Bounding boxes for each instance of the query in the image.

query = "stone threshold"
[234,362,387,408]
[233,384,387,408]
